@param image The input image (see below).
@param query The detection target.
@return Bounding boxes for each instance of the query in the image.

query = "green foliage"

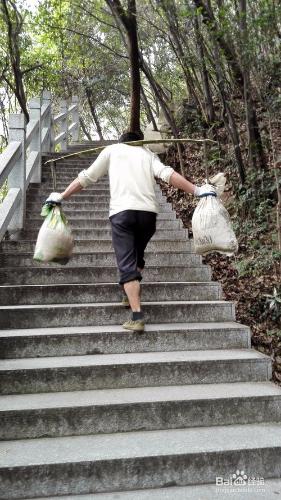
[264,328,281,339]
[235,248,280,277]
[0,0,281,140]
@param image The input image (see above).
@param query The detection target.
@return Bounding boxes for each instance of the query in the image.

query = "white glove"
[45,192,63,205]
[194,183,217,197]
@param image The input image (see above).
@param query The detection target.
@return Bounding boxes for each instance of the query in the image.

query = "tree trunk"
[193,15,215,123]
[239,0,265,169]
[212,37,246,183]
[85,87,104,140]
[140,56,186,175]
[193,0,244,89]
[127,0,141,132]
[105,0,141,133]
[79,117,92,141]
[140,84,158,130]
[1,0,29,121]
[158,0,204,119]
[140,56,179,137]
[193,0,265,169]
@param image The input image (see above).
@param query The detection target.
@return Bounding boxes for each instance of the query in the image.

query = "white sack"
[33,205,74,264]
[192,173,238,256]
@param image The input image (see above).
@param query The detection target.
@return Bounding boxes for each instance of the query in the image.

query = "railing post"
[8,114,26,231]
[60,100,68,151]
[42,90,52,152]
[29,97,42,183]
[71,95,79,142]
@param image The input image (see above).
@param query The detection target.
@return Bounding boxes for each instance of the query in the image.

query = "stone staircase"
[0,143,281,499]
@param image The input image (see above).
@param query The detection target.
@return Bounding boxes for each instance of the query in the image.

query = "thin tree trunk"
[1,0,29,121]
[140,57,186,175]
[140,84,158,130]
[79,117,92,141]
[239,0,265,169]
[193,0,244,89]
[85,87,104,140]
[194,0,265,169]
[105,0,141,133]
[158,0,204,118]
[140,57,178,137]
[193,15,215,123]
[212,40,246,183]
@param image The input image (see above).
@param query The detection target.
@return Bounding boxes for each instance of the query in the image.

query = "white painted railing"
[0,90,79,241]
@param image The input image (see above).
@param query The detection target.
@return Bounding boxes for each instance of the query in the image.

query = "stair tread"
[0,348,269,371]
[0,264,207,270]
[0,423,280,468]
[0,250,193,257]
[0,281,215,288]
[1,381,280,411]
[0,321,248,337]
[30,480,281,500]
[0,300,232,312]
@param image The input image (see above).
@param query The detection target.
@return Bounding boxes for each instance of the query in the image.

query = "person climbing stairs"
[0,140,280,498]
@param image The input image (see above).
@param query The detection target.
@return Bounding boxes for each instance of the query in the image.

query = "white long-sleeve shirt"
[78,143,175,217]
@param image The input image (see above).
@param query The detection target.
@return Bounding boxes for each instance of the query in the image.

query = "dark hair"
[119,130,144,143]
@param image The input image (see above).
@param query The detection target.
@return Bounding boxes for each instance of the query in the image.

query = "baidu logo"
[216,468,265,494]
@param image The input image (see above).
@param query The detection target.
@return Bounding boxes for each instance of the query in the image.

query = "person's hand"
[194,183,217,197]
[45,192,63,205]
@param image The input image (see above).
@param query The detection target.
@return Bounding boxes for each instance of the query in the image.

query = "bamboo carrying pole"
[43,138,217,165]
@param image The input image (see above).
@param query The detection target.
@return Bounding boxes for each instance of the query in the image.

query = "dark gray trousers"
[109,209,157,285]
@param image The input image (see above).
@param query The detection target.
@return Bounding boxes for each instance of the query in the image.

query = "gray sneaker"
[122,318,145,332]
[121,295,130,307]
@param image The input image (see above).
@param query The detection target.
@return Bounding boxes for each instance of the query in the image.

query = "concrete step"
[0,349,271,395]
[0,250,199,268]
[42,153,99,159]
[0,281,218,306]
[0,300,234,329]
[23,218,182,231]
[67,140,116,149]
[27,188,162,198]
[0,239,192,253]
[32,183,161,192]
[28,186,111,194]
[26,196,169,207]
[43,147,108,156]
[42,164,98,172]
[15,228,189,241]
[0,322,250,358]
[0,265,210,285]
[26,201,173,212]
[29,479,281,500]
[42,161,109,166]
[41,175,108,182]
[21,227,189,240]
[26,210,177,220]
[41,169,107,177]
[39,175,112,182]
[41,171,110,177]
[0,423,280,498]
[26,191,165,200]
[1,382,280,440]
